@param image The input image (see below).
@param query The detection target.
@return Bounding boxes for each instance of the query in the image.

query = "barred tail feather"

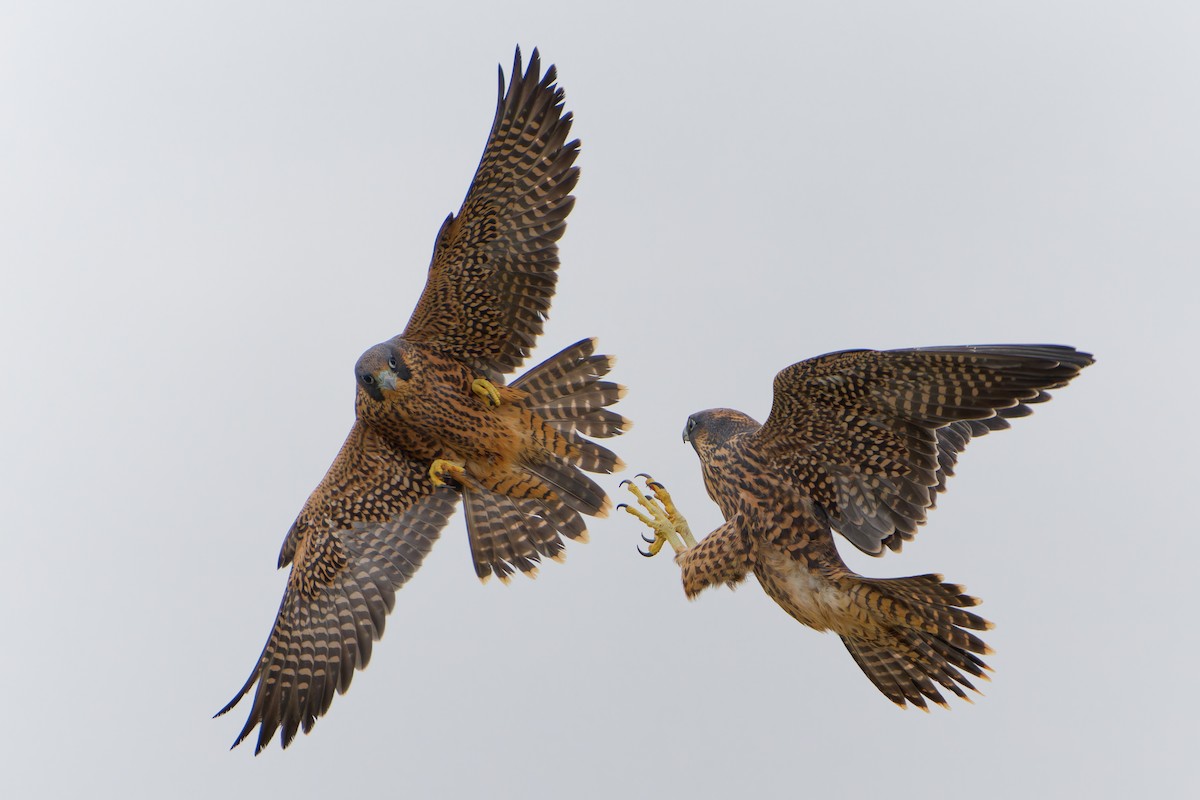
[527,458,611,517]
[463,489,554,582]
[558,427,623,474]
[553,408,628,439]
[842,573,993,709]
[462,486,589,583]
[512,337,632,441]
[511,338,609,400]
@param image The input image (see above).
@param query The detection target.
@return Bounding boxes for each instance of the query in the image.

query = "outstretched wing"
[752,345,1093,555]
[217,422,460,753]
[403,47,580,379]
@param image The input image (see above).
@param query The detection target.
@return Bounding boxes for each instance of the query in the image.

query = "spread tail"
[462,338,628,581]
[840,573,993,709]
[512,337,631,456]
[461,485,589,583]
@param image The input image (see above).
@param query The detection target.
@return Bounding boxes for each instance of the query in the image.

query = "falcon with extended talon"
[622,345,1091,709]
[218,48,630,753]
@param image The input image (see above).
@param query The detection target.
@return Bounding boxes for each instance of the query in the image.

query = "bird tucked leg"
[429,458,468,488]
[471,377,502,408]
[618,474,696,557]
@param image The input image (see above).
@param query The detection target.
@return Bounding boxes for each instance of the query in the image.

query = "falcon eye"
[388,357,398,370]
[362,374,375,385]
[687,417,698,433]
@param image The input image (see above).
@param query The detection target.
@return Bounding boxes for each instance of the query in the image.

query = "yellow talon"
[430,458,467,488]
[471,377,502,408]
[620,475,696,556]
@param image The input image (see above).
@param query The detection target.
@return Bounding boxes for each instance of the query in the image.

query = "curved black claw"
[619,479,633,488]
[616,503,627,511]
[637,546,656,558]
[635,472,653,481]
[641,533,656,544]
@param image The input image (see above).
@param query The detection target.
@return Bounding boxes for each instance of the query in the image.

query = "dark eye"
[362,374,375,385]
[687,417,698,432]
[388,357,397,370]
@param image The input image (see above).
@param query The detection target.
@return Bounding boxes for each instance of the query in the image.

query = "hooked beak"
[374,370,398,392]
[682,425,690,444]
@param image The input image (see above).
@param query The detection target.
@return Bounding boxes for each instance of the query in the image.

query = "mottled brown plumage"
[218,48,630,753]
[624,344,1092,710]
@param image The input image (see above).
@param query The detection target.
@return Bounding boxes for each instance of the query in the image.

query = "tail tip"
[595,497,613,518]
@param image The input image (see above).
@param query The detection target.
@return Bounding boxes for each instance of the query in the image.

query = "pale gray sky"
[3,2,1197,797]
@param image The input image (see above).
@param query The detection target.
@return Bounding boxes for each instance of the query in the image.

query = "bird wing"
[751,345,1093,555]
[217,421,460,753]
[402,47,580,380]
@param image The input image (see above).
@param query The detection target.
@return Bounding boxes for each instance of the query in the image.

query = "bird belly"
[457,406,528,478]
[754,548,857,635]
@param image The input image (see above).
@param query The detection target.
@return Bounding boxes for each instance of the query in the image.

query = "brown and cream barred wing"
[753,345,1093,555]
[218,422,460,753]
[929,391,1050,504]
[403,47,580,379]
[276,421,443,568]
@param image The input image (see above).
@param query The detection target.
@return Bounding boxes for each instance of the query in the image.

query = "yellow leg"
[429,458,467,488]
[471,377,502,408]
[617,474,697,557]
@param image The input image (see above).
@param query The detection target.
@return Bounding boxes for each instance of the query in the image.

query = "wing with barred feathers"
[752,345,1093,555]
[217,422,459,753]
[403,47,580,380]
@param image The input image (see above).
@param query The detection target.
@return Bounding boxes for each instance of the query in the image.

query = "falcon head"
[355,340,413,401]
[683,408,760,453]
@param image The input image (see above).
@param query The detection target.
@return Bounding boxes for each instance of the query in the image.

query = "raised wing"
[217,422,459,753]
[403,47,580,379]
[752,345,1093,555]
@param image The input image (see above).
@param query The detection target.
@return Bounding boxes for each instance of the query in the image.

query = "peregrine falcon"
[622,344,1091,709]
[218,48,629,753]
